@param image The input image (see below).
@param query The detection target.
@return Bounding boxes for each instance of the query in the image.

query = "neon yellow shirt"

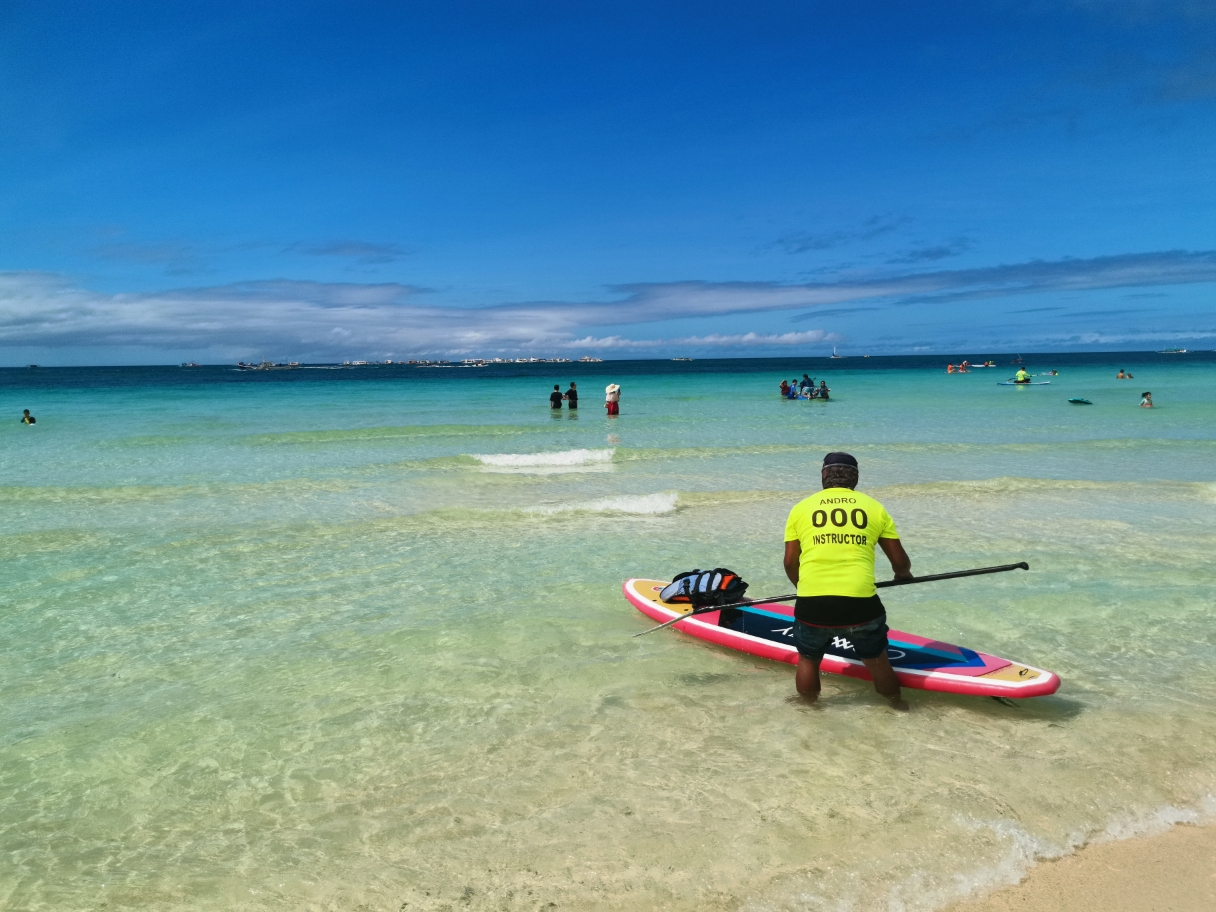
[1015,369,1029,381]
[784,488,899,597]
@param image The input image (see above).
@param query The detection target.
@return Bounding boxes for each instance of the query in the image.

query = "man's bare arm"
[783,540,801,586]
[878,537,912,580]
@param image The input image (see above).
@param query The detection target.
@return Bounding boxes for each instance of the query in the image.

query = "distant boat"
[671,357,692,361]
[181,361,201,367]
[27,364,37,369]
[237,360,298,370]
[578,356,603,362]
[830,346,844,359]
[1157,348,1188,354]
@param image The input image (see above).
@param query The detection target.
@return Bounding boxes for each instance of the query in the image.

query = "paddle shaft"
[632,561,1029,637]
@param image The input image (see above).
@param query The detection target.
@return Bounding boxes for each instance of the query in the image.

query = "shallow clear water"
[2,354,1214,911]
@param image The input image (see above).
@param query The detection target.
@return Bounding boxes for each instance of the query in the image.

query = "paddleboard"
[1068,398,1092,404]
[998,380,1050,386]
[624,579,1060,698]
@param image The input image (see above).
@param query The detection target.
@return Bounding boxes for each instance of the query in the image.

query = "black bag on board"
[659,569,749,608]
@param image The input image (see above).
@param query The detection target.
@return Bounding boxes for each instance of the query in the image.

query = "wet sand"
[945,823,1216,912]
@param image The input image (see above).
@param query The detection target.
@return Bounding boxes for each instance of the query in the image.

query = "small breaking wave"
[472,448,615,467]
[524,492,678,515]
[471,448,616,473]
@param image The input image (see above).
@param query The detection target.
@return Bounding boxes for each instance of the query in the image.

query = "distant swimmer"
[1014,368,1031,383]
[947,364,955,373]
[1140,391,1153,408]
[20,409,35,424]
[783,452,912,710]
[564,382,578,410]
[1116,370,1126,379]
[550,384,563,409]
[818,380,830,400]
[605,383,621,416]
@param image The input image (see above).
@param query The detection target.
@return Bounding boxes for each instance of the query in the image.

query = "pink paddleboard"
[625,579,1060,698]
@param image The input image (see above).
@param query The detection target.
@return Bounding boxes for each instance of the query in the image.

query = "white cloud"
[564,330,838,348]
[3,249,1216,360]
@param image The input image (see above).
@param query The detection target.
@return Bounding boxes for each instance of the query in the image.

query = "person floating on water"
[1140,391,1153,408]
[1014,368,1031,383]
[564,382,578,410]
[783,452,912,710]
[605,383,620,416]
[550,385,563,409]
[21,409,35,424]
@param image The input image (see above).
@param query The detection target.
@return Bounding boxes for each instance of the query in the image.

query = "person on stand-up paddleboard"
[783,452,913,710]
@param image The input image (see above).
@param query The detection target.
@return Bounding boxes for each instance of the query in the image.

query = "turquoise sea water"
[2,354,1214,911]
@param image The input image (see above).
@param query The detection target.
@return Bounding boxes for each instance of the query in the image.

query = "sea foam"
[471,448,616,473]
[472,448,615,467]
[524,491,678,515]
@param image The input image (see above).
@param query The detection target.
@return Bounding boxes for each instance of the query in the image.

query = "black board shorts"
[794,594,885,627]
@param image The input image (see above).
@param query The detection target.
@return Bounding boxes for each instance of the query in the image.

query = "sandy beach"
[946,823,1216,912]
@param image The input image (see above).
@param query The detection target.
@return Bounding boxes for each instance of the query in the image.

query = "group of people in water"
[780,374,830,400]
[945,360,995,372]
[548,382,622,415]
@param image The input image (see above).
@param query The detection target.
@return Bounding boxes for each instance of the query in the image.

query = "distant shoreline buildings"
[229,355,605,369]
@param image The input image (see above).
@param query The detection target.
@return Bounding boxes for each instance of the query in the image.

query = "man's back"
[785,487,897,599]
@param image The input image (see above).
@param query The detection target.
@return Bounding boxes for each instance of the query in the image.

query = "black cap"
[822,451,858,468]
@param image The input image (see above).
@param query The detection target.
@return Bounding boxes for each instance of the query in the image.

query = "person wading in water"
[782,452,913,709]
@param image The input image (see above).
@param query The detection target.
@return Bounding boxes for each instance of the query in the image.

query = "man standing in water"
[549,385,563,410]
[783,452,912,709]
[564,382,578,410]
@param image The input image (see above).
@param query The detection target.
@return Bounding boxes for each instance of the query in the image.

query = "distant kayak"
[998,380,1050,386]
[1068,398,1092,404]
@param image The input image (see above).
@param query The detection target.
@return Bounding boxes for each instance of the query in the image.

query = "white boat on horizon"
[830,346,844,359]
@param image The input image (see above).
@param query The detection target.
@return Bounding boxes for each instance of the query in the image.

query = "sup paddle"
[632,561,1029,637]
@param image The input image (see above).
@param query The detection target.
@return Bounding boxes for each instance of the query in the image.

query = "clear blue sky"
[2,1,1215,363]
